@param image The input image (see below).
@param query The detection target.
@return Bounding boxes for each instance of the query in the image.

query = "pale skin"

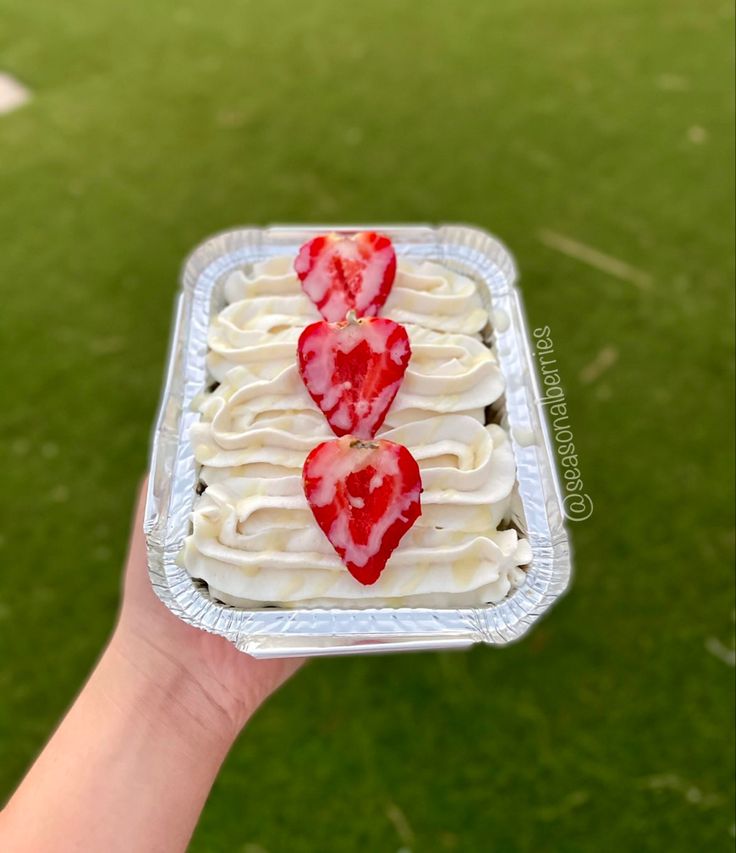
[0,482,303,853]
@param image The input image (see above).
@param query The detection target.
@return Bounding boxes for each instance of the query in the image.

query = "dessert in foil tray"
[182,231,532,609]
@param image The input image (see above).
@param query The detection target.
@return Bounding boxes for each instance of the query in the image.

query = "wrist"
[102,628,243,756]
[1,627,242,853]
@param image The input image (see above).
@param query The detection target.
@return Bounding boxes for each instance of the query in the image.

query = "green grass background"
[1,0,734,850]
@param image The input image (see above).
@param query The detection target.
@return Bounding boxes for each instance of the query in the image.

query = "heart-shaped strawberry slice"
[294,231,397,322]
[303,436,422,585]
[298,315,411,439]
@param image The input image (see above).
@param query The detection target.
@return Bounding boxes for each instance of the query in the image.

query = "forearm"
[0,633,242,853]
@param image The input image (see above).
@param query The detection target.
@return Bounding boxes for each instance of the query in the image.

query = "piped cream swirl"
[184,256,530,607]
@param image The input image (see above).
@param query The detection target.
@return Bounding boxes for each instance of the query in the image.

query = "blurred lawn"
[0,0,734,850]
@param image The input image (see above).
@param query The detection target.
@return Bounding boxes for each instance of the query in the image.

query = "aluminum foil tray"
[144,225,572,658]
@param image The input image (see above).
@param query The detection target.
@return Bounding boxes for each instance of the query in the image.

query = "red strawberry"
[298,314,411,439]
[294,231,397,322]
[303,436,422,585]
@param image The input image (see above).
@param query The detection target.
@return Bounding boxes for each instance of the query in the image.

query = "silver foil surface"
[144,225,572,658]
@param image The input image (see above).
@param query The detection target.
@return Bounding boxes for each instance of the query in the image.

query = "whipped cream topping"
[183,256,530,607]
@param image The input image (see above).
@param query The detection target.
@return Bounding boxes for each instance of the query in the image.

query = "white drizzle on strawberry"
[294,232,397,322]
[303,437,422,584]
[297,314,411,439]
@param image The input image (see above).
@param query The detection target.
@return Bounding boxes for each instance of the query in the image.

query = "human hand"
[111,479,303,744]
